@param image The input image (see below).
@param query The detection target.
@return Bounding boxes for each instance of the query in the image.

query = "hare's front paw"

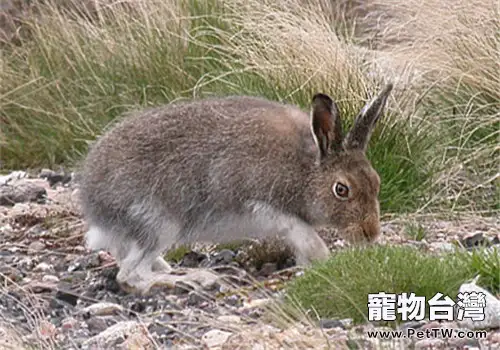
[285,223,330,265]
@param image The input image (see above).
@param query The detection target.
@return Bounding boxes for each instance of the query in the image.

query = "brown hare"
[79,83,393,294]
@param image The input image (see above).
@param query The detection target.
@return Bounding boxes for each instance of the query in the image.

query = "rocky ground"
[0,170,499,349]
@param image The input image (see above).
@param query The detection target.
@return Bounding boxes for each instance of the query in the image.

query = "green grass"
[164,244,193,263]
[404,221,427,241]
[459,246,500,295]
[286,245,499,326]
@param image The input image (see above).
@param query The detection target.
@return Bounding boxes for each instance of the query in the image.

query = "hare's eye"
[333,182,350,200]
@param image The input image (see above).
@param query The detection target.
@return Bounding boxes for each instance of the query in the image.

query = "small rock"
[429,242,455,252]
[147,321,174,340]
[492,234,500,245]
[488,331,500,344]
[414,338,445,349]
[42,275,59,283]
[400,320,426,330]
[0,180,46,206]
[83,321,147,348]
[33,262,54,273]
[421,321,442,330]
[39,169,56,179]
[28,241,46,251]
[27,282,56,293]
[187,269,220,290]
[118,328,152,349]
[461,232,491,249]
[68,253,100,272]
[241,298,269,310]
[251,344,265,350]
[17,257,35,269]
[37,320,57,340]
[55,289,79,306]
[456,280,500,330]
[319,319,344,329]
[202,329,232,348]
[224,294,241,307]
[212,249,235,266]
[258,262,277,276]
[86,317,110,334]
[61,317,79,331]
[39,168,72,186]
[98,250,115,264]
[0,171,27,185]
[447,334,480,348]
[217,315,241,324]
[180,251,207,268]
[187,291,207,306]
[82,302,123,316]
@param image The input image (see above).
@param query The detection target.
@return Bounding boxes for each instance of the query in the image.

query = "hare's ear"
[344,83,393,152]
[310,93,342,159]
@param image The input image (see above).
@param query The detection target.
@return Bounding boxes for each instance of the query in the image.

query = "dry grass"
[369,0,499,212]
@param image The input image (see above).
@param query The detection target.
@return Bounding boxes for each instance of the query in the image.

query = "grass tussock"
[364,0,500,212]
[286,245,499,326]
[0,0,497,214]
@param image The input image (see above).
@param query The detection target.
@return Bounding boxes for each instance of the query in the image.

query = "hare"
[79,83,393,294]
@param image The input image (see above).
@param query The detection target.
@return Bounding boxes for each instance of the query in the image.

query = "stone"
[456,281,500,330]
[241,298,269,310]
[117,328,152,349]
[0,171,26,185]
[217,315,242,324]
[429,242,455,252]
[86,317,110,334]
[186,269,220,290]
[61,317,79,331]
[447,334,480,348]
[258,262,277,276]
[212,249,235,266]
[0,180,46,206]
[39,169,57,179]
[414,338,445,349]
[26,282,56,293]
[28,241,46,251]
[33,262,54,273]
[83,321,147,348]
[82,302,124,316]
[461,232,491,249]
[201,329,232,348]
[319,319,345,329]
[37,320,57,340]
[55,289,79,306]
[42,275,60,283]
[399,320,426,330]
[180,251,207,268]
[187,291,206,306]
[421,321,442,329]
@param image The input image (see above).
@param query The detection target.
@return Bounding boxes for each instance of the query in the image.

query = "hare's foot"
[115,244,175,294]
[139,269,220,294]
[284,221,330,265]
[117,250,220,295]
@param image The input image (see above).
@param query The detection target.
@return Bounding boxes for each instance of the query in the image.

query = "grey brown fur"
[79,84,393,294]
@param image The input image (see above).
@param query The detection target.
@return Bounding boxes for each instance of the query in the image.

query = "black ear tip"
[382,83,394,95]
[312,93,333,107]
